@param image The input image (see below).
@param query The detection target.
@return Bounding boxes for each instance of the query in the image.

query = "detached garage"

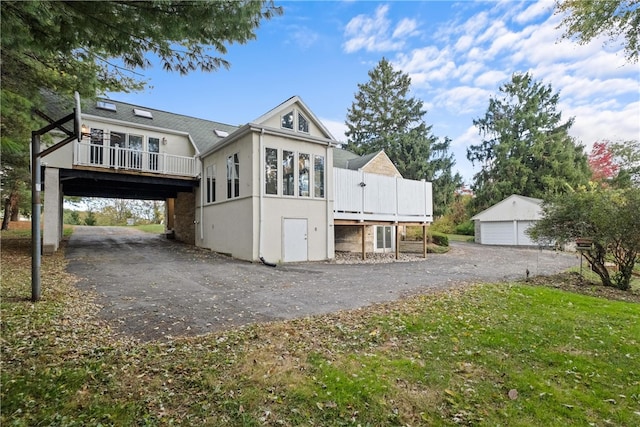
[471,195,543,246]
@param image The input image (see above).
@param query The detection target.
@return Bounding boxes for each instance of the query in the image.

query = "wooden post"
[423,224,427,258]
[361,224,366,260]
[395,225,400,260]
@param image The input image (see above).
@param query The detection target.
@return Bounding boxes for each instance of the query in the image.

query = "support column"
[423,224,428,258]
[361,224,366,260]
[395,225,400,260]
[43,167,61,254]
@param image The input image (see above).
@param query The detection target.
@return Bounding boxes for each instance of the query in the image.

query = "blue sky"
[109,0,639,184]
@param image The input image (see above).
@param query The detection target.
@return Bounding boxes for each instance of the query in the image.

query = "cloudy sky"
[109,0,639,183]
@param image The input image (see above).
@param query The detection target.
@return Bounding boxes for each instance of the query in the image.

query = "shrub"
[430,231,449,247]
[430,216,455,234]
[455,220,475,236]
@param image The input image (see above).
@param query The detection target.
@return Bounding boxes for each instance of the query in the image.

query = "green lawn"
[2,232,639,426]
[132,223,165,234]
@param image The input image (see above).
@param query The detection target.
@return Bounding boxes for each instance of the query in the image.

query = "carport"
[43,166,198,253]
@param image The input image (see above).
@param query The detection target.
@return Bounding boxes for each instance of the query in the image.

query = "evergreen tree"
[1,0,281,216]
[345,58,462,216]
[467,72,590,212]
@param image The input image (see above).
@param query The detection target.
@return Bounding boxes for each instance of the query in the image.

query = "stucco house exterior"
[41,95,433,262]
[471,194,543,246]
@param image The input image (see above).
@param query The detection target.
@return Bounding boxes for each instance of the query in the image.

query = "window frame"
[227,153,240,199]
[206,164,216,204]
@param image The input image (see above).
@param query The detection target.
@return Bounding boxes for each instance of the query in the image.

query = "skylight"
[133,108,153,119]
[96,101,116,111]
[214,129,229,137]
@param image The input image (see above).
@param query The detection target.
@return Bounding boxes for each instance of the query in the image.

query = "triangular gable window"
[298,112,309,133]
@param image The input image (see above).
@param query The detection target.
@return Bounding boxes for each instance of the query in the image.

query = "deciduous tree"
[556,0,639,62]
[467,72,590,212]
[345,58,462,216]
[529,187,640,290]
[588,140,620,182]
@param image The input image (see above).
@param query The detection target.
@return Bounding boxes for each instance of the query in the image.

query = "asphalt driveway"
[66,226,579,341]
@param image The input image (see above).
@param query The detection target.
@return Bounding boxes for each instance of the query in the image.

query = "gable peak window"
[281,111,294,130]
[298,113,309,133]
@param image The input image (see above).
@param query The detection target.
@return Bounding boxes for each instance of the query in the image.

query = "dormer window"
[298,113,309,133]
[214,129,229,138]
[281,111,294,130]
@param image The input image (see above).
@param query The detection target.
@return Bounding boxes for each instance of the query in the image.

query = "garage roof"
[471,194,543,222]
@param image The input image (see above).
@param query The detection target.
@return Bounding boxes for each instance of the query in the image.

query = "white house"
[471,194,542,246]
[41,95,433,262]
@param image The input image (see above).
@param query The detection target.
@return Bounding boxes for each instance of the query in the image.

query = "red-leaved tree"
[588,141,619,182]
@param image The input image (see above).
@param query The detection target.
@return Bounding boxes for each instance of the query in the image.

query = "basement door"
[283,218,308,262]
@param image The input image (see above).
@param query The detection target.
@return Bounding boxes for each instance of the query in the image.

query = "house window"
[206,164,216,203]
[148,137,160,171]
[282,150,295,196]
[90,128,104,165]
[376,226,394,252]
[281,111,294,130]
[298,113,309,133]
[265,148,278,195]
[227,153,240,198]
[314,155,325,198]
[298,153,310,197]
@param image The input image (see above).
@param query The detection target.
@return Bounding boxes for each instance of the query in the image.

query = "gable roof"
[80,98,239,154]
[252,95,336,140]
[471,194,543,221]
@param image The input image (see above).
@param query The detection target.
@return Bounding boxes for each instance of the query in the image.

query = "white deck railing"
[74,141,199,177]
[334,168,433,223]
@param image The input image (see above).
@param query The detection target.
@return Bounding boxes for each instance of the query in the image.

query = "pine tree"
[345,58,462,216]
[467,72,590,212]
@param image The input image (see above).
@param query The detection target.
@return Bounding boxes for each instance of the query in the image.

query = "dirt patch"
[523,272,640,303]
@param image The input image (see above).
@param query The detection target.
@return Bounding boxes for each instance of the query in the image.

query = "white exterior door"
[516,220,536,245]
[283,218,308,262]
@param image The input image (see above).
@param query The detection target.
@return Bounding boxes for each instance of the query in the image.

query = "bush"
[430,231,449,247]
[430,216,455,234]
[455,220,475,236]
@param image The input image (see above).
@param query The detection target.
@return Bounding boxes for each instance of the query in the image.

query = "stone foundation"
[173,191,195,245]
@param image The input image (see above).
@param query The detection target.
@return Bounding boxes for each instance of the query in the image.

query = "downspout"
[199,157,204,241]
[258,128,265,259]
[326,142,332,260]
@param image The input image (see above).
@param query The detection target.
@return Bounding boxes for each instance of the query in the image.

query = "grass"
[132,223,165,234]
[1,232,639,426]
[447,233,475,242]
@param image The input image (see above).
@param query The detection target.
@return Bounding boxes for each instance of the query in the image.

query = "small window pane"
[227,153,239,198]
[314,155,324,198]
[90,128,103,165]
[265,148,278,195]
[148,137,160,171]
[385,226,392,249]
[282,150,295,196]
[282,111,294,129]
[299,153,310,197]
[298,113,309,133]
[206,165,216,203]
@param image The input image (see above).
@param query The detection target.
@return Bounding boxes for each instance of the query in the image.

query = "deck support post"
[395,225,400,260]
[361,224,366,260]
[423,224,428,258]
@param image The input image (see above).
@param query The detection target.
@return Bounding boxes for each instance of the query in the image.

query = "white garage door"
[480,221,514,245]
[516,220,536,246]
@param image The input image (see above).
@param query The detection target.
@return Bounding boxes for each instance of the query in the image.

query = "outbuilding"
[471,194,542,246]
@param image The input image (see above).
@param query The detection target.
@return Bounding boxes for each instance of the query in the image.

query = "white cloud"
[566,101,640,150]
[343,4,419,53]
[474,70,509,88]
[514,0,554,24]
[320,117,348,143]
[433,86,493,114]
[393,18,419,39]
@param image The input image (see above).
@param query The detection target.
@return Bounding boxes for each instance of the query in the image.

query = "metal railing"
[334,168,433,223]
[74,140,199,177]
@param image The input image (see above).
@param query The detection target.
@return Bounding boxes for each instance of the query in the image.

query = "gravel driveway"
[66,226,578,341]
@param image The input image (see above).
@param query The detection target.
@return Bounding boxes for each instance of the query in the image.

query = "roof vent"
[133,108,153,119]
[96,101,116,111]
[214,129,229,137]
